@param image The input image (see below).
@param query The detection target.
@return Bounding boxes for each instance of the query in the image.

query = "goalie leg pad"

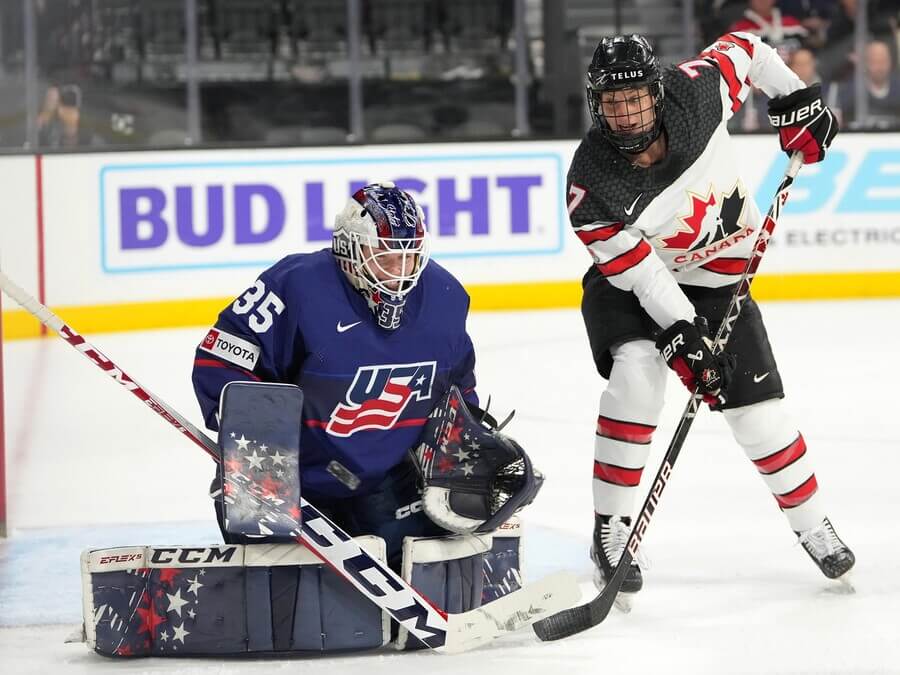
[394,532,493,650]
[82,539,389,657]
[482,517,524,603]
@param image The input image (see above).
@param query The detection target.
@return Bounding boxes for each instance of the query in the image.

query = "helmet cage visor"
[350,229,430,298]
[587,77,664,153]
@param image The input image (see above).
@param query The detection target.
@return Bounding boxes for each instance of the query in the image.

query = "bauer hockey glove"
[767,83,837,164]
[656,317,735,405]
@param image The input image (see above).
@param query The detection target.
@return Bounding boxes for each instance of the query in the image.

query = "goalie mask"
[332,181,430,330]
[411,386,544,534]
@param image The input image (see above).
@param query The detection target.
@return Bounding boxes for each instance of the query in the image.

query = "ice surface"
[2,300,898,674]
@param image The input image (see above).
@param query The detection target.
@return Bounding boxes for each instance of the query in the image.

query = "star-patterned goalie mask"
[410,385,544,534]
[332,181,430,331]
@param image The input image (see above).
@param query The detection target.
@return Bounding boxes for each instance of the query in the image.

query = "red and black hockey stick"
[533,151,805,641]
[0,272,579,653]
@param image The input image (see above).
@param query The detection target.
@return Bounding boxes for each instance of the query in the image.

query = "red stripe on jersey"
[193,358,261,380]
[754,435,807,475]
[596,239,651,277]
[597,415,655,444]
[703,49,742,112]
[775,474,818,509]
[593,460,643,487]
[575,222,624,245]
[701,257,749,275]
[306,417,427,430]
[723,32,755,58]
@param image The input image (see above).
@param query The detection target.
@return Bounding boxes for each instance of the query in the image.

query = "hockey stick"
[533,152,805,641]
[0,274,579,653]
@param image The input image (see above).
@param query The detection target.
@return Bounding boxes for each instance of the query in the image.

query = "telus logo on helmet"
[609,69,644,81]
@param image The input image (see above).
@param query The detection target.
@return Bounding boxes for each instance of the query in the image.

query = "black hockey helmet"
[586,34,665,154]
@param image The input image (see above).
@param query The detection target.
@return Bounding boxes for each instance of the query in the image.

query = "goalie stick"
[0,273,579,653]
[533,152,805,642]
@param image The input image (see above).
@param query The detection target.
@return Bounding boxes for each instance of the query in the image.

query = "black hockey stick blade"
[532,549,631,640]
[532,602,598,642]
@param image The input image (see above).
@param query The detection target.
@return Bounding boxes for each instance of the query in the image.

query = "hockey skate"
[591,514,643,613]
[797,517,855,589]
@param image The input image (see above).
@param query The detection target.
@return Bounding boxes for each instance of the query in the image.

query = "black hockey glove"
[656,317,735,406]
[767,83,838,165]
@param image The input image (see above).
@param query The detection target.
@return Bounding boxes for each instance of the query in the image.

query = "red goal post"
[0,289,6,537]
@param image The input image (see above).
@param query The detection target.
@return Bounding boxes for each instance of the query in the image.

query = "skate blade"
[834,571,856,594]
[614,593,634,613]
[593,567,636,613]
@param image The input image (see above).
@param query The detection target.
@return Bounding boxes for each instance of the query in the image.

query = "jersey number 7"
[678,58,715,79]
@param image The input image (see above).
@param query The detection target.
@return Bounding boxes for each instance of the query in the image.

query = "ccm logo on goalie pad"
[200,328,260,370]
[768,99,822,127]
[150,546,240,565]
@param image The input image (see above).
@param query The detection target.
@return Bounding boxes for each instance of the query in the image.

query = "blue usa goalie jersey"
[192,249,477,499]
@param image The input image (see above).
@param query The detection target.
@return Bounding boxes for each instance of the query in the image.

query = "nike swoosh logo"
[753,372,770,383]
[624,193,643,216]
[336,320,362,333]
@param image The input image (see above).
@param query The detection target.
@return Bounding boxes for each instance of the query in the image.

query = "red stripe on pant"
[775,474,818,509]
[754,434,807,475]
[594,461,643,487]
[596,415,655,444]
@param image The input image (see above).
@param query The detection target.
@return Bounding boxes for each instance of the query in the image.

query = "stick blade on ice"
[442,571,581,653]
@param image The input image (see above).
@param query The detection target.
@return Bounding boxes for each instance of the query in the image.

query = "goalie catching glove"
[411,386,544,534]
[656,316,735,406]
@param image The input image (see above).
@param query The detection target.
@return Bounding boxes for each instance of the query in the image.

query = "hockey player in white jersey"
[567,32,855,604]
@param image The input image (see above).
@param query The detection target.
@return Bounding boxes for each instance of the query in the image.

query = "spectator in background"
[835,39,900,130]
[36,85,61,134]
[777,0,833,49]
[788,47,822,85]
[36,83,104,148]
[820,0,898,83]
[728,0,808,55]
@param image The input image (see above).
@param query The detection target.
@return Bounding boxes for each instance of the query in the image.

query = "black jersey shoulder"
[567,61,724,227]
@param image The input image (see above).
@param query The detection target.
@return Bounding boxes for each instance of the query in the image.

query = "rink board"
[1,134,898,339]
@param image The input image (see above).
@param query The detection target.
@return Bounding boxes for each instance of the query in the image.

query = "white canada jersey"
[567,32,805,330]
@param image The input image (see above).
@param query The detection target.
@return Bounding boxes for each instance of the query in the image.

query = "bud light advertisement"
[99,153,566,273]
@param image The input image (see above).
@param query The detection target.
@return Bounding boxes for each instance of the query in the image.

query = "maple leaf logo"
[661,190,717,250]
